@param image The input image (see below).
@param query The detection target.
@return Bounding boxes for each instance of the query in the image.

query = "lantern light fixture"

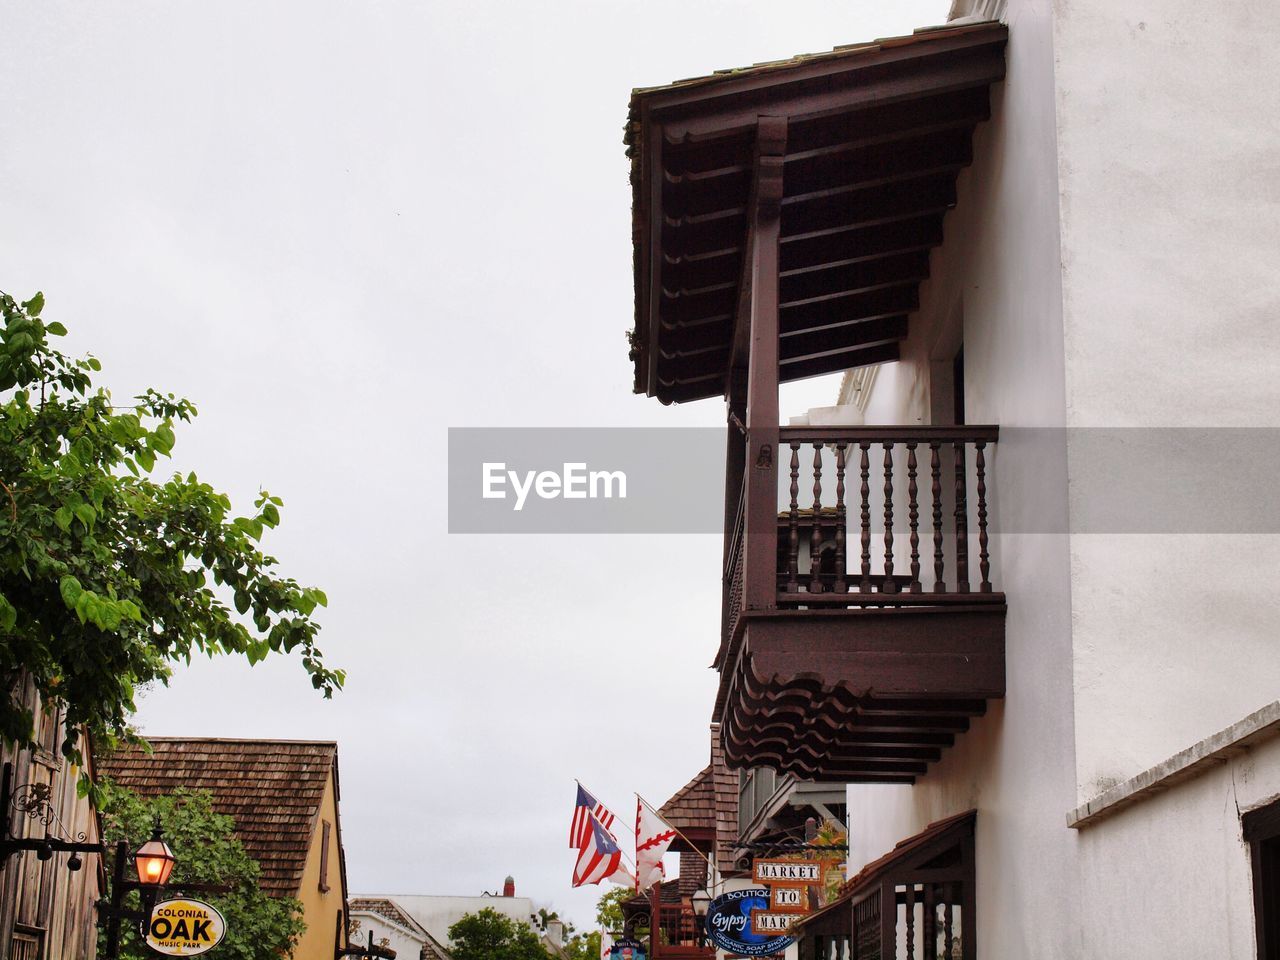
[132,820,176,887]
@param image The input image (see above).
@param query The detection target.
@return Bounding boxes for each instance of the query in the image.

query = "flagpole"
[636,793,714,871]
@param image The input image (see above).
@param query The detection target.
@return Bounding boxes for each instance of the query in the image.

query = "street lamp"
[100,820,180,960]
[691,889,712,948]
[133,822,176,887]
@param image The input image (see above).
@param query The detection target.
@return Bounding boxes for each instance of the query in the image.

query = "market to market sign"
[749,858,828,938]
[145,899,227,956]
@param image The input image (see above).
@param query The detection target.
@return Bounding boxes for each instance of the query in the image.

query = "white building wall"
[1054,0,1280,795]
[349,909,429,960]
[843,0,1082,956]
[363,895,536,948]
[841,1,1280,956]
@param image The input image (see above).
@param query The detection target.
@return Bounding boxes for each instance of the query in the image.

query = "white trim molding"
[1068,701,1280,829]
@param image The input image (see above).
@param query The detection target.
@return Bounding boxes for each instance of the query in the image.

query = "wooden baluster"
[788,443,800,593]
[954,441,970,593]
[976,440,991,593]
[907,442,921,592]
[809,444,824,593]
[904,885,916,960]
[881,443,896,593]
[943,889,955,960]
[922,883,937,960]
[834,444,848,594]
[859,442,872,592]
[931,441,945,592]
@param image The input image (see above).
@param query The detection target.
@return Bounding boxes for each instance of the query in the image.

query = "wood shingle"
[97,738,337,898]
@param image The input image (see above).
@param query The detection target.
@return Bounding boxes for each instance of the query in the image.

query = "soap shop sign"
[144,898,227,956]
[704,888,795,956]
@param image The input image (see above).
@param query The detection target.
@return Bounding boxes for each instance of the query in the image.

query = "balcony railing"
[776,425,998,603]
[723,426,1000,633]
[716,424,1006,781]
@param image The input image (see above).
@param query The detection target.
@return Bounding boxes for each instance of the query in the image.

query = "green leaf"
[45,321,67,336]
[59,576,82,607]
[0,594,16,632]
[54,505,73,532]
[73,503,96,530]
[21,292,44,316]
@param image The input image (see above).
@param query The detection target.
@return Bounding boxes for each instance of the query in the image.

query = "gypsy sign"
[144,899,227,956]
[704,888,795,957]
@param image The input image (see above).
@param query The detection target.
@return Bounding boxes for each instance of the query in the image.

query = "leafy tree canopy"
[0,290,343,772]
[97,780,306,960]
[448,908,551,960]
[595,887,635,933]
[565,930,601,960]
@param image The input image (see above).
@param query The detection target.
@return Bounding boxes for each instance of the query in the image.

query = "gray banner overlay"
[448,428,1280,534]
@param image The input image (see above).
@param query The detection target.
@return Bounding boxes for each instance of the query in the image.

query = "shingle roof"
[710,724,740,876]
[659,766,715,834]
[97,738,338,898]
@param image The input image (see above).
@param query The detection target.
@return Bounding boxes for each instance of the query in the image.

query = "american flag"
[570,783,619,848]
[573,811,632,887]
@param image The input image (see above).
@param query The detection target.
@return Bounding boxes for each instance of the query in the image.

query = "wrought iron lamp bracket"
[0,762,103,868]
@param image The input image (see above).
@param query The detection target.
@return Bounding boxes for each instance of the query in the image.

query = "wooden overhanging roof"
[97,738,341,899]
[659,765,715,850]
[794,810,976,935]
[626,22,1007,404]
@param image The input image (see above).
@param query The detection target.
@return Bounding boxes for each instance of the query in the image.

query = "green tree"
[97,780,305,960]
[565,931,601,960]
[595,887,635,932]
[0,290,343,772]
[449,908,551,960]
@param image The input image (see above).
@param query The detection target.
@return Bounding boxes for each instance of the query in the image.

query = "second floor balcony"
[625,22,1009,782]
[716,424,1004,782]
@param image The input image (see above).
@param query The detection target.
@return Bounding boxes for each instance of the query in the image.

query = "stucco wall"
[382,895,536,948]
[349,909,429,960]
[1053,0,1280,799]
[843,0,1083,956]
[842,2,1280,955]
[293,773,346,959]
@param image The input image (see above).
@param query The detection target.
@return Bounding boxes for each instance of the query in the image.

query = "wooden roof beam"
[656,44,1006,143]
[780,216,944,274]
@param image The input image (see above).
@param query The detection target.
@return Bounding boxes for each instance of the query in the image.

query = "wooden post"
[103,840,128,960]
[742,115,787,612]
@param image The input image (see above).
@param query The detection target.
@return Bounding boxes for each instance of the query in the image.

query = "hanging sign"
[750,911,803,937]
[144,898,227,956]
[705,888,796,956]
[769,884,809,913]
[609,937,646,960]
[752,858,823,885]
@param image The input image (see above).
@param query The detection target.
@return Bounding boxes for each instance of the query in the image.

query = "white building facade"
[838,0,1280,956]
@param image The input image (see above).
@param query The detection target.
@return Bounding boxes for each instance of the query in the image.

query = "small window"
[1244,798,1280,959]
[319,820,332,893]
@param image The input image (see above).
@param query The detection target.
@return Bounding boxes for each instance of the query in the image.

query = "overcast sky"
[2,0,948,929]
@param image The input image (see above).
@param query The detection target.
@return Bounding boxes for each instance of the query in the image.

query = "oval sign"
[145,898,227,956]
[705,887,795,957]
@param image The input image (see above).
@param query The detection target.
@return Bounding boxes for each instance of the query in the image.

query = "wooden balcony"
[716,426,1005,783]
[623,22,1009,784]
